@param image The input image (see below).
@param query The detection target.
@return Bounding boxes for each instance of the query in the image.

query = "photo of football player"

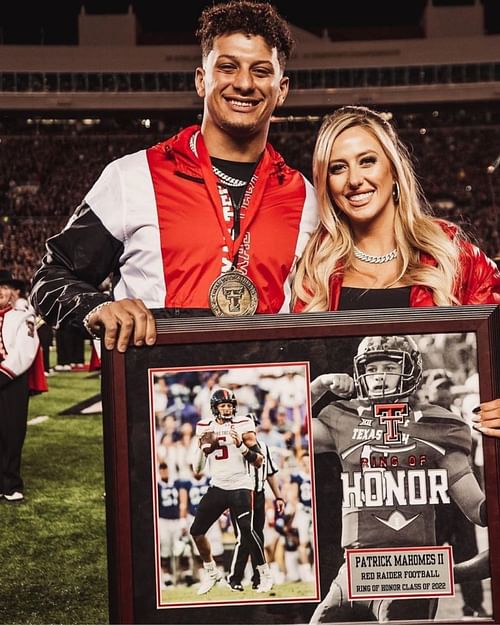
[190,387,273,595]
[309,334,489,623]
[150,363,319,609]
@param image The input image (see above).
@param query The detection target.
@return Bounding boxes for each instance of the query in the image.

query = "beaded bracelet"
[82,300,113,339]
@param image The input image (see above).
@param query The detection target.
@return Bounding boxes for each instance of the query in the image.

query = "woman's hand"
[472,399,500,438]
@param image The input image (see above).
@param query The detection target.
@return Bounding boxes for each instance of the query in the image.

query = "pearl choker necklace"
[353,245,398,264]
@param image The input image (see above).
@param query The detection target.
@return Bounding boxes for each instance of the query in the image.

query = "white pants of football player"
[159,517,182,587]
[294,505,314,582]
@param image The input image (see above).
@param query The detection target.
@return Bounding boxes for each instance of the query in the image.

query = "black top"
[338,286,411,310]
[211,156,257,209]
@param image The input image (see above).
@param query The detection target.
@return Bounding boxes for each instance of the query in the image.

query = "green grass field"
[161,580,316,605]
[0,369,108,625]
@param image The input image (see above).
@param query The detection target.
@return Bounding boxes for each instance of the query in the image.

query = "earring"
[392,180,400,204]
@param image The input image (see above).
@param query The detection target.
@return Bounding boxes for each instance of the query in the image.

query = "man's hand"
[87,298,156,352]
[275,498,286,515]
[230,427,243,448]
[240,431,263,467]
[199,431,218,455]
[472,398,500,438]
[310,373,354,405]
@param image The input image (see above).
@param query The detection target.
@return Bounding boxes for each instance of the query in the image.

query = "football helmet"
[210,388,237,419]
[353,335,423,401]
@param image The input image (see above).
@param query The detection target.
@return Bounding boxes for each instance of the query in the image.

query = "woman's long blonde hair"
[293,106,461,311]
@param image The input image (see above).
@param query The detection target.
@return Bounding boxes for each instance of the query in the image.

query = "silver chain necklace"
[353,245,398,264]
[190,130,248,188]
[211,164,248,188]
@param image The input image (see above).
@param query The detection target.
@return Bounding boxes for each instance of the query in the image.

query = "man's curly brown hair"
[196,1,294,69]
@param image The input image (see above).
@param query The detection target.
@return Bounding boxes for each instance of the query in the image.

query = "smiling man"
[31,1,318,352]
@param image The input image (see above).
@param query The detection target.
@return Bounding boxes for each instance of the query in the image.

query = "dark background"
[0,0,499,45]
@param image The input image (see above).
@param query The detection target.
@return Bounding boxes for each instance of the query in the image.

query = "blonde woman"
[293,105,500,437]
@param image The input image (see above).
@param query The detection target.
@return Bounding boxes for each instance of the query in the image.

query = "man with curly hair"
[31,1,318,350]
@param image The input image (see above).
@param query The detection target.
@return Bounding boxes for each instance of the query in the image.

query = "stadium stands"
[1,103,499,284]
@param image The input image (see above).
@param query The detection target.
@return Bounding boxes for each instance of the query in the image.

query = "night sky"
[0,1,499,45]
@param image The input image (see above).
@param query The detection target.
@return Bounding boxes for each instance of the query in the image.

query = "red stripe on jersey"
[0,365,15,379]
[197,420,215,427]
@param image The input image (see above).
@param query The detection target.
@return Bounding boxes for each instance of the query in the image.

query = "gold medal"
[209,271,258,317]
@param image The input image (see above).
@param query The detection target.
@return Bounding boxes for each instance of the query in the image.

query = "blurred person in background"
[157,462,188,588]
[288,452,314,583]
[256,413,287,461]
[293,105,500,438]
[36,320,54,376]
[275,406,296,449]
[0,270,44,502]
[427,372,486,618]
[172,422,198,481]
[9,277,29,311]
[8,275,49,386]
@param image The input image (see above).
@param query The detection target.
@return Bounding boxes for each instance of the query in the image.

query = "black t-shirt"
[211,156,257,208]
[338,286,411,310]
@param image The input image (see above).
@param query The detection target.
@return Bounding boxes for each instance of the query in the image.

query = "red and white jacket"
[0,306,40,389]
[31,126,318,330]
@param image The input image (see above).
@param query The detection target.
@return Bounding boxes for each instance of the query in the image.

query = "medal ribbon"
[191,131,268,275]
[216,175,257,271]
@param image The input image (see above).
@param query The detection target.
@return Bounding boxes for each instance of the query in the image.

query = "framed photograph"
[101,304,500,625]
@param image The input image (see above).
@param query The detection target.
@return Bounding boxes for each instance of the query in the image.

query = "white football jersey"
[196,415,256,490]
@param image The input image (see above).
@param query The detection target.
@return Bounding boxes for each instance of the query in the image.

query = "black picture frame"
[101,304,500,625]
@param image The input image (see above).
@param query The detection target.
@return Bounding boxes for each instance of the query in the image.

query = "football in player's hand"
[200,431,218,454]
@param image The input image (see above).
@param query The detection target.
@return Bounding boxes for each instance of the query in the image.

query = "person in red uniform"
[293,105,500,438]
[0,270,42,502]
[30,1,318,352]
[309,335,487,623]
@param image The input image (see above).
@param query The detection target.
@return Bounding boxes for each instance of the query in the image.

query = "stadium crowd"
[1,105,499,287]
